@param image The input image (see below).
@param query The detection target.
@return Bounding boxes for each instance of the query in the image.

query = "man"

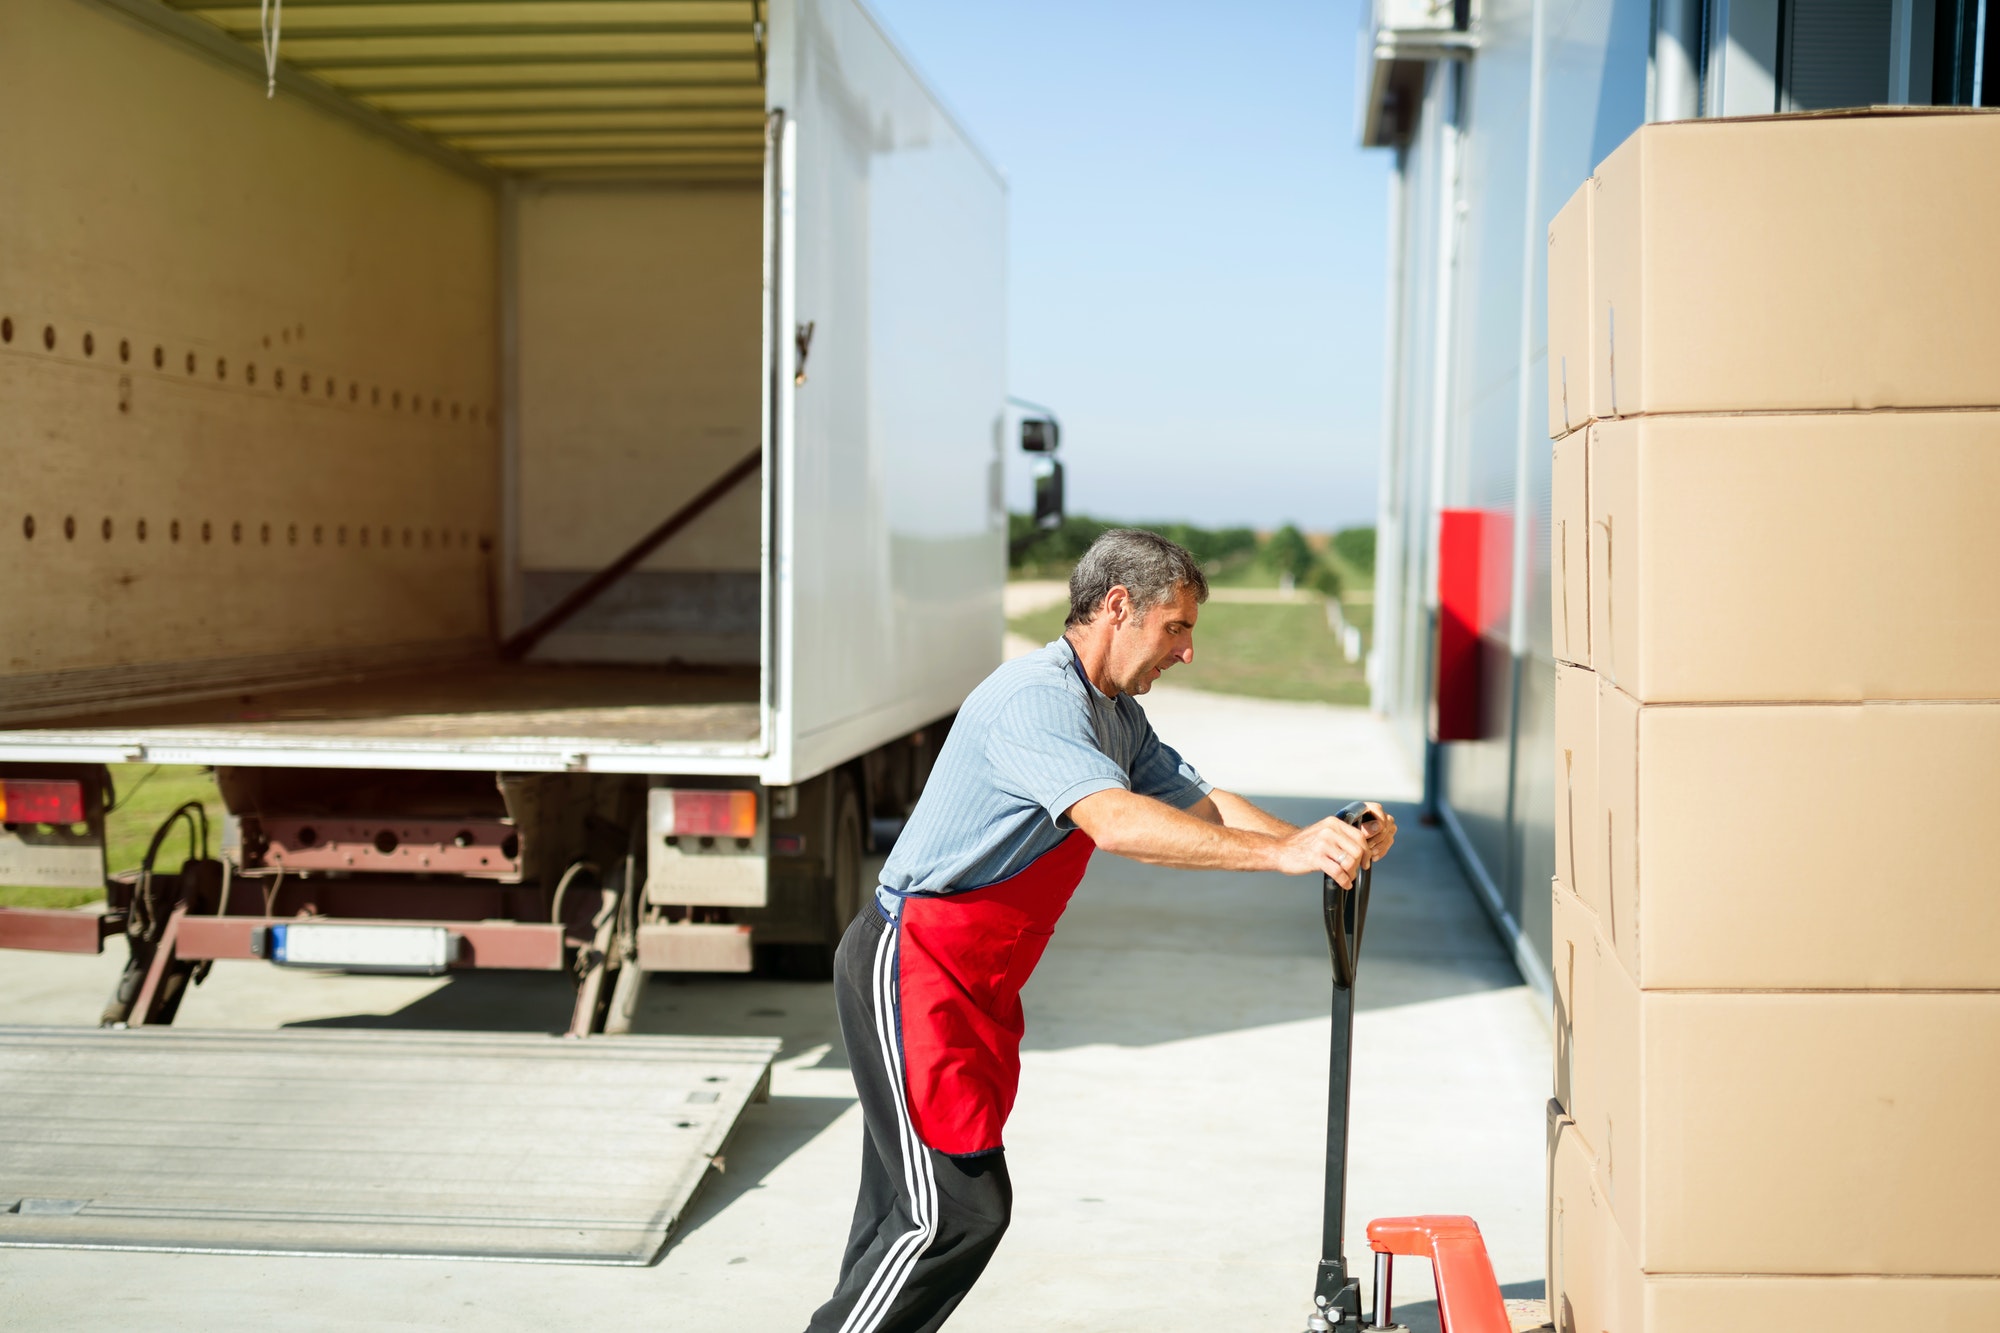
[805,529,1398,1333]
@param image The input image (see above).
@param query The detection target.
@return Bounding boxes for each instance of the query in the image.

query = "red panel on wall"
[1432,508,1512,742]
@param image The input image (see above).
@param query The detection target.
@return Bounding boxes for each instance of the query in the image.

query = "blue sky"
[867,0,1392,532]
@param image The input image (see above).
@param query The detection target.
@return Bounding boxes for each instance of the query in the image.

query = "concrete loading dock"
[0,694,1557,1331]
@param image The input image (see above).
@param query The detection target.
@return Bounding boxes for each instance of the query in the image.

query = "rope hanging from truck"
[259,0,282,98]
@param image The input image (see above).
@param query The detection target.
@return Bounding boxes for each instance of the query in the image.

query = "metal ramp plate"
[0,1025,780,1265]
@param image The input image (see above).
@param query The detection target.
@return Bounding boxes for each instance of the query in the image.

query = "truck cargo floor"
[0,664,763,771]
[0,1026,779,1265]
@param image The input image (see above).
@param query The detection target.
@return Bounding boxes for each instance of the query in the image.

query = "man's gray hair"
[1066,529,1210,629]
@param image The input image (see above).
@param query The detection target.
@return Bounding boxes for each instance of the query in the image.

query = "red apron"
[894,830,1095,1155]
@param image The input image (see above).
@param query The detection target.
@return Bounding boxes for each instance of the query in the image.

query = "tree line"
[1009,515,1375,597]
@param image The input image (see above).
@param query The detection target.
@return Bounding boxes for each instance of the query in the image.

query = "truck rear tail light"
[0,779,87,825]
[662,789,757,839]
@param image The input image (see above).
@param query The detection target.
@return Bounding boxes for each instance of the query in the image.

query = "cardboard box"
[1597,679,2000,989]
[1553,1100,2000,1330]
[1589,410,2000,704]
[1548,1105,1614,1333]
[1552,663,1602,918]
[1546,181,1594,440]
[1578,951,2000,1276]
[1590,110,2000,420]
[1598,1206,2000,1333]
[1634,1274,2000,1331]
[1550,879,1601,1132]
[1549,429,1589,667]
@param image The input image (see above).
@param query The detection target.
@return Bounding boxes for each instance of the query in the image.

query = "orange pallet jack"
[1303,804,1512,1333]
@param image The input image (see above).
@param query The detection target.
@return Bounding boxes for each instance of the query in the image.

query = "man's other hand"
[1354,803,1397,868]
[1065,790,1400,882]
[1272,804,1398,886]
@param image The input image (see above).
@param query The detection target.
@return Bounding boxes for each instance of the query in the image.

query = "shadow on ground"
[282,971,577,1033]
[1023,798,1522,1051]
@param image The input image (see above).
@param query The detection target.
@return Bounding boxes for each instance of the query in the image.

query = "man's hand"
[1275,804,1398,887]
[1065,789,1400,883]
[1272,816,1375,886]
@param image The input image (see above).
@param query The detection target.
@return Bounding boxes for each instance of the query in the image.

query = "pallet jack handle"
[1365,1215,1511,1333]
[1305,801,1376,1332]
[1323,805,1371,991]
[1300,806,1514,1333]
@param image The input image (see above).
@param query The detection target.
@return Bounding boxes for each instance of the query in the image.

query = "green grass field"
[1009,597,1371,706]
[0,764,226,910]
[1205,545,1374,595]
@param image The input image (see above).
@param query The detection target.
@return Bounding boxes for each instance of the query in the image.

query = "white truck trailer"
[0,0,1028,1039]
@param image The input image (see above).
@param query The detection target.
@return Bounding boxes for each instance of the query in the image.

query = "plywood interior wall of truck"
[514,186,764,666]
[0,0,499,715]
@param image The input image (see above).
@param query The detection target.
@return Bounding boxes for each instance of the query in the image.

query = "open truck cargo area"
[0,0,1016,1036]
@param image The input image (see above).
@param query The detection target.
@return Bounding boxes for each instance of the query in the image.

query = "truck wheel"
[829,777,865,948]
[805,775,866,979]
[751,774,863,981]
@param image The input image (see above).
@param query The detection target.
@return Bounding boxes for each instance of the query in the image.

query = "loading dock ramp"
[0,1026,780,1265]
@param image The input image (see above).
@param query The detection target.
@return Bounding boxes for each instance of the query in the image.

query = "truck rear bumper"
[0,908,125,954]
[190,916,569,970]
[0,908,752,974]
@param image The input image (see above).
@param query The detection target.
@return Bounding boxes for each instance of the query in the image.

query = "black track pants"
[805,907,1012,1333]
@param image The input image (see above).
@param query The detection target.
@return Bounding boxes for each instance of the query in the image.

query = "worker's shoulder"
[961,641,1085,718]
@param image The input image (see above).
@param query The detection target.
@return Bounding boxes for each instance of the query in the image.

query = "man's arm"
[1067,788,1373,884]
[1184,789,1301,838]
[1182,790,1398,864]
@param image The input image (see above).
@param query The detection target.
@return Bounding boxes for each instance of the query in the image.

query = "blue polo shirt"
[874,636,1212,918]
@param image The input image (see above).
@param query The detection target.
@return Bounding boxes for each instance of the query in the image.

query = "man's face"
[1108,584,1199,696]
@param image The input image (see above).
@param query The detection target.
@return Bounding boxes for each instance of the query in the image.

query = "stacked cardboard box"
[1545,108,2000,1332]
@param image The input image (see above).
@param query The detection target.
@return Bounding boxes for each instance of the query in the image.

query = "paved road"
[0,693,1549,1332]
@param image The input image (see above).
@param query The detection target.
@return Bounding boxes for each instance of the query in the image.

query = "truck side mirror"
[1020,418,1059,454]
[1032,458,1064,531]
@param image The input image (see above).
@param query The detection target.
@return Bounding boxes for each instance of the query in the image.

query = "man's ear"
[1104,584,1131,626]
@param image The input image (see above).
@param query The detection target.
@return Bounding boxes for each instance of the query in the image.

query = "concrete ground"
[0,691,1551,1332]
